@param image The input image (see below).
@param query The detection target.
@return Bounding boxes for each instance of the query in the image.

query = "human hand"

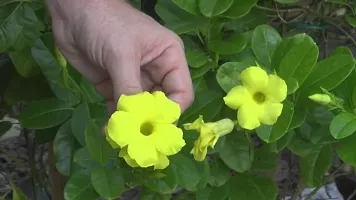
[45,0,194,113]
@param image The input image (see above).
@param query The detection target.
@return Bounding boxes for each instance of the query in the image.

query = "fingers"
[149,43,194,112]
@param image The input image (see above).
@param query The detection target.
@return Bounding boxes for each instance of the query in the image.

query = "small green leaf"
[85,120,113,166]
[256,100,294,143]
[221,0,258,19]
[144,165,178,194]
[288,106,307,131]
[310,125,337,145]
[217,133,254,173]
[190,62,215,79]
[224,9,268,33]
[193,77,207,92]
[71,104,90,146]
[252,25,282,68]
[73,147,101,172]
[18,99,73,129]
[170,153,201,190]
[172,0,199,15]
[9,49,40,78]
[198,0,234,17]
[302,54,355,94]
[53,121,76,176]
[330,113,356,139]
[346,16,356,27]
[288,133,320,157]
[252,146,278,170]
[208,32,248,55]
[300,144,333,187]
[228,174,278,200]
[0,121,12,137]
[91,168,124,199]
[186,48,209,68]
[179,89,223,124]
[64,173,99,200]
[286,78,299,94]
[216,62,248,93]
[208,158,230,187]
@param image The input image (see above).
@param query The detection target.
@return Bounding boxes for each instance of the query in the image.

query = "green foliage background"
[2,0,356,199]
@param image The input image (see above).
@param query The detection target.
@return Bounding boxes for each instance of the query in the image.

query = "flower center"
[253,92,266,104]
[140,121,154,136]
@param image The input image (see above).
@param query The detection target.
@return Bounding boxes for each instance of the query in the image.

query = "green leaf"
[267,130,295,153]
[64,173,99,200]
[9,49,40,78]
[216,62,248,93]
[336,132,356,166]
[170,153,201,190]
[179,89,223,124]
[190,62,215,79]
[300,144,333,187]
[252,146,278,170]
[91,168,124,199]
[288,133,320,157]
[53,121,76,176]
[221,0,258,19]
[251,25,282,68]
[288,106,307,131]
[217,132,254,172]
[208,32,248,55]
[35,126,60,145]
[330,46,353,57]
[287,78,299,94]
[302,54,355,94]
[18,99,73,129]
[172,0,199,15]
[310,125,336,145]
[186,48,210,68]
[71,104,90,146]
[330,113,356,139]
[85,120,113,166]
[256,100,294,143]
[79,77,104,103]
[208,158,230,187]
[228,174,278,200]
[346,16,356,27]
[0,121,12,137]
[144,165,178,194]
[198,0,234,17]
[273,34,319,86]
[224,9,268,33]
[0,3,44,52]
[193,77,207,92]
[73,147,101,172]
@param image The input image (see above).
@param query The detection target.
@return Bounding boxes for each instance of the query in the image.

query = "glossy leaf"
[224,9,268,33]
[73,147,101,172]
[252,146,278,170]
[288,133,320,157]
[217,133,254,173]
[170,153,201,190]
[221,0,258,19]
[0,121,12,137]
[208,32,248,55]
[190,62,215,79]
[302,54,355,94]
[268,131,295,152]
[0,3,44,52]
[144,165,178,194]
[71,104,90,146]
[53,121,75,176]
[252,25,281,68]
[198,0,234,17]
[300,144,333,187]
[80,77,104,103]
[186,48,210,68]
[256,100,294,143]
[18,99,73,129]
[179,89,223,124]
[346,16,356,27]
[336,133,356,166]
[9,49,40,78]
[64,174,99,200]
[85,120,113,165]
[228,174,278,200]
[172,0,199,15]
[330,113,356,139]
[91,168,124,199]
[216,62,249,93]
[208,158,230,187]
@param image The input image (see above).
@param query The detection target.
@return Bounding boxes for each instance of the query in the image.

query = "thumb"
[106,52,143,102]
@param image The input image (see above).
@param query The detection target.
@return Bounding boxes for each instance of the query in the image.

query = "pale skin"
[44,0,194,114]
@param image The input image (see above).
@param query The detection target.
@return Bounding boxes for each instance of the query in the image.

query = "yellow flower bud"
[308,93,332,105]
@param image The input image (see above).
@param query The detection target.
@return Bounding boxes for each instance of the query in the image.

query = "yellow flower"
[223,66,287,130]
[184,116,234,161]
[106,91,186,170]
[308,93,331,105]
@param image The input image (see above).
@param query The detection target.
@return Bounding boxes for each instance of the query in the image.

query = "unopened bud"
[308,93,331,105]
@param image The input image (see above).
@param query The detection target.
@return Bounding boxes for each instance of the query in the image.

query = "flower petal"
[238,102,262,130]
[265,75,287,103]
[107,111,141,148]
[152,124,186,156]
[119,147,139,168]
[240,67,268,92]
[223,86,251,110]
[117,92,155,117]
[190,138,208,162]
[153,91,181,123]
[153,153,170,170]
[127,137,159,167]
[259,103,283,125]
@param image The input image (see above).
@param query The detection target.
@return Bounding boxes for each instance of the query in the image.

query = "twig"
[24,129,38,200]
[255,5,303,13]
[347,188,356,200]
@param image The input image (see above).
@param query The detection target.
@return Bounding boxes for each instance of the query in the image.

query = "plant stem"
[347,188,356,200]
[255,5,303,13]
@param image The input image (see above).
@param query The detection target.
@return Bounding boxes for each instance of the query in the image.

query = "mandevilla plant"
[2,0,356,199]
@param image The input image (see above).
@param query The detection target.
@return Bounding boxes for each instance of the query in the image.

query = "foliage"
[2,0,356,199]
